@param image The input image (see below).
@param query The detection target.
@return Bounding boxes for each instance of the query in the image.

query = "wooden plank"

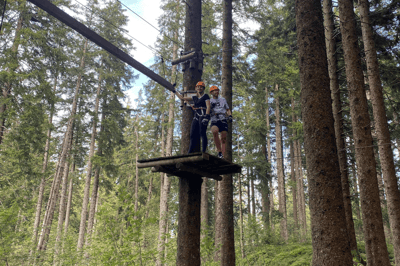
[138,155,204,168]
[210,164,242,174]
[176,163,222,181]
[151,166,178,176]
[27,0,175,92]
[138,152,203,163]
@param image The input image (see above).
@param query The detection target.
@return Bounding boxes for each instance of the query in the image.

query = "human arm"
[175,90,193,102]
[226,108,232,122]
[206,99,211,115]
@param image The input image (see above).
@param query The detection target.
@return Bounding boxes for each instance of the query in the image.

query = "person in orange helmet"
[175,81,211,153]
[209,85,232,159]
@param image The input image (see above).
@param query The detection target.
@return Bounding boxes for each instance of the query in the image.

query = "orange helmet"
[196,81,205,87]
[209,85,219,92]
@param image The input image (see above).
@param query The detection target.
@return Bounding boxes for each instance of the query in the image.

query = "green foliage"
[236,243,312,266]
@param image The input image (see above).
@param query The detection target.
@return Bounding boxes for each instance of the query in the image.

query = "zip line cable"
[73,0,169,61]
[0,0,7,34]
[82,0,178,86]
[115,0,184,52]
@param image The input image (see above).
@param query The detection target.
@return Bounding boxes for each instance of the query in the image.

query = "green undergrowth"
[236,243,313,266]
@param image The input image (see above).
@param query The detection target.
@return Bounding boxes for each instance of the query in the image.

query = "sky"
[68,0,260,106]
[118,0,164,106]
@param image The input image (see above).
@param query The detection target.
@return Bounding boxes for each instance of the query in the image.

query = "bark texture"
[358,0,400,263]
[295,0,353,264]
[177,0,203,264]
[218,0,235,264]
[322,0,358,253]
[338,0,391,264]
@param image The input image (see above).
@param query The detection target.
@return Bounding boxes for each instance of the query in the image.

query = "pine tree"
[338,0,391,264]
[358,0,400,263]
[295,0,353,263]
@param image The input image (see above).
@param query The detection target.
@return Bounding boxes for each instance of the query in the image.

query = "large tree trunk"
[322,0,358,254]
[358,0,400,263]
[77,73,102,250]
[275,84,288,241]
[218,0,235,264]
[177,0,203,262]
[295,0,353,263]
[338,0,391,264]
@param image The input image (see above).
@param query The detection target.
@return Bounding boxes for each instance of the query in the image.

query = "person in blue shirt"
[175,81,211,153]
[209,85,232,159]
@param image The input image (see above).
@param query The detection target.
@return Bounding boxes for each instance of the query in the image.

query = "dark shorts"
[210,120,228,132]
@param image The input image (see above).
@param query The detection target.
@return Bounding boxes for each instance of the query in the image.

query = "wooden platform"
[137,152,242,181]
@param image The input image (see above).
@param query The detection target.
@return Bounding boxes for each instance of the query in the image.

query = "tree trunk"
[251,174,256,217]
[0,7,24,144]
[262,88,271,228]
[53,161,71,263]
[133,114,140,220]
[64,163,75,234]
[290,124,298,233]
[86,166,100,244]
[295,0,354,263]
[296,139,306,238]
[275,84,288,241]
[338,0,391,264]
[247,171,250,220]
[156,8,178,260]
[358,0,400,263]
[322,0,358,254]
[77,73,102,250]
[85,110,105,247]
[351,156,363,237]
[377,171,392,244]
[32,77,56,250]
[218,0,235,264]
[37,39,88,252]
[214,180,221,261]
[200,177,208,232]
[238,173,245,258]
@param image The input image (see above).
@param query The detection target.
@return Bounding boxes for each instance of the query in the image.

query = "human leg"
[220,131,227,157]
[211,125,222,153]
[200,117,208,152]
[188,117,200,154]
